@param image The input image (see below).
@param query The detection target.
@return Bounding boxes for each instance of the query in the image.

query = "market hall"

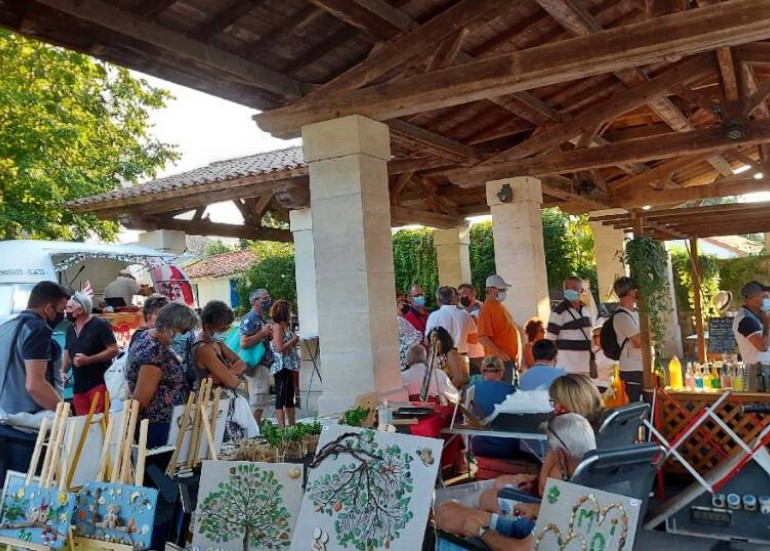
[4,0,770,548]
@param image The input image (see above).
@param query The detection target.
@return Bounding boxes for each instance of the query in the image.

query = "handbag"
[224,328,265,372]
[566,307,598,378]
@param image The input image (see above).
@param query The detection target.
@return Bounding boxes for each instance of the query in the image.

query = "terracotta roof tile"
[184,248,258,280]
[69,146,304,206]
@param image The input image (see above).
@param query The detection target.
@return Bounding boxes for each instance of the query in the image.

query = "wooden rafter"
[610,150,722,193]
[306,0,416,39]
[189,0,263,42]
[716,47,740,102]
[533,0,732,176]
[134,0,177,20]
[454,118,770,184]
[388,120,479,163]
[390,206,463,229]
[251,194,273,223]
[611,176,770,207]
[483,53,713,163]
[121,215,293,242]
[35,0,302,99]
[409,177,459,216]
[256,0,770,135]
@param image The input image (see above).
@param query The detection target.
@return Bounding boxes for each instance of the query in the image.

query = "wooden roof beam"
[534,0,733,177]
[390,206,464,229]
[36,0,303,99]
[388,120,480,163]
[256,0,770,135]
[453,118,770,185]
[611,177,770,207]
[409,177,459,216]
[189,0,263,42]
[483,53,713,163]
[610,150,722,193]
[717,47,740,102]
[120,215,293,242]
[134,0,178,20]
[306,0,416,40]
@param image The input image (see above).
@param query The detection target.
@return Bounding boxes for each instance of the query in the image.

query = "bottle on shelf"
[668,356,683,390]
[694,364,704,391]
[733,363,745,392]
[685,362,696,391]
[721,364,732,389]
[702,363,712,390]
[711,363,722,390]
[654,360,666,389]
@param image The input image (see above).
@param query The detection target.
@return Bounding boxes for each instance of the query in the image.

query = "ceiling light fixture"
[754,172,764,180]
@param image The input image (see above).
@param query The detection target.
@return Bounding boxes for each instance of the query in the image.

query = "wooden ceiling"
[5,0,770,238]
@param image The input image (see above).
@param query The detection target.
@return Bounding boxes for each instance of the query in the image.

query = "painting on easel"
[74,483,158,550]
[289,425,442,551]
[192,461,303,551]
[0,476,76,548]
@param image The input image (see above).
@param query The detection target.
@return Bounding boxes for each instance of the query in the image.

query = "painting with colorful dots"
[192,461,303,551]
[289,425,442,551]
[0,476,76,549]
[532,479,642,551]
[74,482,158,550]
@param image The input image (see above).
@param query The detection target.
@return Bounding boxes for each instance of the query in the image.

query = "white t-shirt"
[614,307,643,373]
[733,306,765,365]
[401,362,459,402]
[425,304,477,355]
[103,276,140,306]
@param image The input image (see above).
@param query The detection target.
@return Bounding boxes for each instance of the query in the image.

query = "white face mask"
[497,291,507,302]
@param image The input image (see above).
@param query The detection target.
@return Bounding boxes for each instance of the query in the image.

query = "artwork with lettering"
[193,461,303,551]
[290,425,442,551]
[532,479,642,551]
[74,482,158,550]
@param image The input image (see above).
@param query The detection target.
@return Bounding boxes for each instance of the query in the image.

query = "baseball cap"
[485,274,511,289]
[741,280,769,298]
[119,268,132,277]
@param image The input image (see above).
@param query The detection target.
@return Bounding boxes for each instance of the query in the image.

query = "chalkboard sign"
[708,316,737,354]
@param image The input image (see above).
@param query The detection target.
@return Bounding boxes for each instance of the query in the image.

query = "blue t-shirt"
[240,310,265,336]
[519,364,567,391]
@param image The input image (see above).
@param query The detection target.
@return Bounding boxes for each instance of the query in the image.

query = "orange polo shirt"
[477,299,520,361]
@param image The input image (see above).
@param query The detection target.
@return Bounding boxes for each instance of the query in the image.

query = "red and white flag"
[82,280,94,297]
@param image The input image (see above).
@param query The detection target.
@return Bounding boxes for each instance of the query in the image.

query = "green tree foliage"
[236,242,296,315]
[391,228,439,303]
[542,208,597,291]
[670,249,721,320]
[469,221,495,300]
[203,239,236,257]
[717,255,770,302]
[623,236,671,346]
[0,30,178,240]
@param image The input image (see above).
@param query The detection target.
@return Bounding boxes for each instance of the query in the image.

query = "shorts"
[244,366,270,409]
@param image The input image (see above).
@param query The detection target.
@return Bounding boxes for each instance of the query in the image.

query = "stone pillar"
[434,223,472,287]
[289,208,318,337]
[589,210,627,302]
[303,115,403,416]
[486,177,550,325]
[138,230,186,254]
[662,245,684,358]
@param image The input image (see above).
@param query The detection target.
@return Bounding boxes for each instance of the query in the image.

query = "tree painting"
[306,430,415,551]
[197,463,293,551]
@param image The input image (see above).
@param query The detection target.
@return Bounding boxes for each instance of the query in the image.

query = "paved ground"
[636,528,768,550]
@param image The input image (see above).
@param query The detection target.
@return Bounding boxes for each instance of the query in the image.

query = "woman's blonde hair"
[549,374,603,427]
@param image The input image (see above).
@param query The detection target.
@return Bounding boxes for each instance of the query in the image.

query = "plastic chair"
[595,402,650,449]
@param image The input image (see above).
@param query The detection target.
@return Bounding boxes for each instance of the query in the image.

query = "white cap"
[485,274,511,289]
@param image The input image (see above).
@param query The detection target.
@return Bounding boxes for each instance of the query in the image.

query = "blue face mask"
[412,295,426,308]
[762,298,770,313]
[260,299,272,312]
[172,332,189,345]
[564,289,580,302]
[211,331,229,343]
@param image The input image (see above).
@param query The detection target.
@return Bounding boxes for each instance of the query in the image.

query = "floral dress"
[397,316,423,371]
[269,327,300,375]
[126,330,188,426]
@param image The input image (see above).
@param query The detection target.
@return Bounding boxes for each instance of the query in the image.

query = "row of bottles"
[664,355,746,392]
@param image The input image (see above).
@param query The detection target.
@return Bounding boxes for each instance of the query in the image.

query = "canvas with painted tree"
[192,461,303,551]
[290,425,443,551]
[532,479,642,551]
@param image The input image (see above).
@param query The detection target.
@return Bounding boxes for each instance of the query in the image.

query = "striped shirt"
[546,301,594,375]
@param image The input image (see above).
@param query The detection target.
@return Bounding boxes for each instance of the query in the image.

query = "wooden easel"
[65,392,109,489]
[74,399,148,551]
[166,379,222,477]
[0,402,76,551]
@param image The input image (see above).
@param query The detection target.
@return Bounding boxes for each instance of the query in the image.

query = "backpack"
[600,309,632,361]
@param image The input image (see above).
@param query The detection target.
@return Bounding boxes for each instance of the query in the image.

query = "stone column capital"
[302,115,391,163]
[486,177,543,207]
[289,207,313,233]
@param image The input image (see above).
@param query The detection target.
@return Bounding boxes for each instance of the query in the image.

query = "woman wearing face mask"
[397,292,423,371]
[270,300,301,427]
[126,302,199,448]
[192,300,247,441]
[405,283,431,335]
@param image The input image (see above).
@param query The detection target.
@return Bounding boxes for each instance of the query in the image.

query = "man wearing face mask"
[239,289,274,423]
[0,281,69,416]
[733,281,770,366]
[62,292,118,415]
[458,283,485,374]
[405,283,431,335]
[612,277,644,402]
[477,275,521,384]
[546,276,595,377]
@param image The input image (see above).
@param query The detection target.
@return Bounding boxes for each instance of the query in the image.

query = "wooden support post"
[689,237,708,363]
[633,214,654,390]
